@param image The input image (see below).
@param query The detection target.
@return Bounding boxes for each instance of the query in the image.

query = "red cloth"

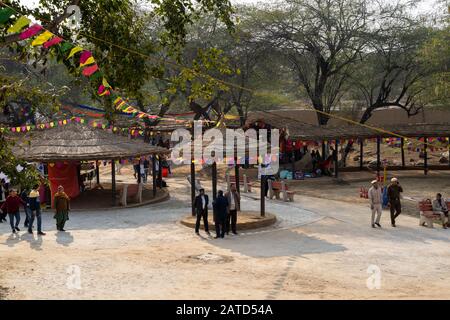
[1,195,26,213]
[48,162,79,205]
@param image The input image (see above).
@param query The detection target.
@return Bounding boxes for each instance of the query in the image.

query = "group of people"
[132,156,171,184]
[0,185,71,234]
[368,177,448,229]
[194,184,240,239]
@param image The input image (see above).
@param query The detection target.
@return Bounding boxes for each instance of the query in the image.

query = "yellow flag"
[80,56,95,67]
[7,16,31,33]
[102,78,111,88]
[66,46,83,60]
[31,30,53,46]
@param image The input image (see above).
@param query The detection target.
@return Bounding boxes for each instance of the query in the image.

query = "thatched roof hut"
[247,111,450,140]
[12,122,170,162]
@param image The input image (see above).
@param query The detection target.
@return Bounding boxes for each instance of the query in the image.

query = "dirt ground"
[1,165,449,300]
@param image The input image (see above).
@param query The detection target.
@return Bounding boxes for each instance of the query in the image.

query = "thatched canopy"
[12,122,170,162]
[247,111,450,140]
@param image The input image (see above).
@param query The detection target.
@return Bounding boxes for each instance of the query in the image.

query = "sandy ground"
[1,170,450,300]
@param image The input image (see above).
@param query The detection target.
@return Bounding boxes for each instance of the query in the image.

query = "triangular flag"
[79,51,92,64]
[59,42,73,53]
[80,56,95,67]
[66,46,82,59]
[19,24,43,40]
[7,16,30,33]
[43,36,63,49]
[0,8,15,24]
[31,30,53,46]
[82,64,98,77]
[102,78,111,88]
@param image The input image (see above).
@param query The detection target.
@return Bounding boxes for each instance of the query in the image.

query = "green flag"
[0,8,15,24]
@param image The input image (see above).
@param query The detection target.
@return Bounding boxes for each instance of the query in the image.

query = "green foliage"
[0,135,42,190]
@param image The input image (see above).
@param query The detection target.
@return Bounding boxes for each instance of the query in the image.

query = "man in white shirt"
[368,180,383,228]
[225,184,241,235]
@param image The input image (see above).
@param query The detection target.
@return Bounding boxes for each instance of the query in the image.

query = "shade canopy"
[12,122,170,162]
[247,111,450,140]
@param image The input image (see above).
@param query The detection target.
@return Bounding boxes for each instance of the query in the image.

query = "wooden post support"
[401,138,406,169]
[191,158,196,217]
[448,136,450,169]
[111,160,116,206]
[212,161,217,201]
[424,137,428,175]
[359,139,364,170]
[376,136,381,178]
[96,160,100,184]
[334,140,339,178]
[152,155,157,197]
[260,174,265,217]
[137,159,142,183]
[291,149,296,177]
[158,156,163,188]
[322,141,326,161]
[234,150,240,194]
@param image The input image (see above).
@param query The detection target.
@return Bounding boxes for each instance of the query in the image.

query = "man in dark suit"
[213,190,228,239]
[194,188,210,235]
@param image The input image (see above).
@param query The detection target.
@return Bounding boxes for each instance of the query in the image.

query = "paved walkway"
[0,175,449,299]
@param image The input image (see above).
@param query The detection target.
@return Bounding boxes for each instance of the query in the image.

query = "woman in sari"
[53,185,70,231]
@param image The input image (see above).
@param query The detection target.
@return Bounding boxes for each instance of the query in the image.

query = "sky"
[17,0,442,14]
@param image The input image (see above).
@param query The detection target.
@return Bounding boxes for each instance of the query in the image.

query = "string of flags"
[0,5,163,123]
[0,116,161,137]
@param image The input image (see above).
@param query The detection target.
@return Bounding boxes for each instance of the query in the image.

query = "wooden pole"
[158,156,163,188]
[212,161,217,201]
[359,139,363,171]
[322,140,326,161]
[191,158,196,217]
[334,140,339,178]
[260,174,265,217]
[152,155,157,197]
[448,136,450,169]
[111,160,116,206]
[234,161,240,195]
[137,159,142,183]
[424,137,428,175]
[96,160,100,184]
[401,138,406,169]
[376,136,381,178]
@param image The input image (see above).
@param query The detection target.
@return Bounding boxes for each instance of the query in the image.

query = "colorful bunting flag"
[7,16,30,33]
[66,46,82,59]
[43,36,62,48]
[82,64,98,76]
[80,56,95,67]
[79,50,92,64]
[0,7,15,24]
[31,30,53,46]
[19,24,43,40]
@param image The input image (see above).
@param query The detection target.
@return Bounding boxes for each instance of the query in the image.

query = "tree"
[260,0,372,125]
[352,20,433,123]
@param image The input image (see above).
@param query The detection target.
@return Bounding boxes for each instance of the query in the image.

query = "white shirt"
[229,192,235,210]
[201,195,206,210]
[368,186,382,205]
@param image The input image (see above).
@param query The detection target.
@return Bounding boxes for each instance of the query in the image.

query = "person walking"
[27,185,46,235]
[368,180,383,228]
[387,177,403,227]
[225,184,241,235]
[0,180,7,222]
[213,190,228,239]
[20,188,31,228]
[53,185,70,231]
[194,188,210,235]
[432,193,448,229]
[1,189,26,233]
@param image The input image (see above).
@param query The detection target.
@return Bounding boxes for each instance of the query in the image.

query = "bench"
[226,173,253,193]
[268,180,295,202]
[418,199,448,228]
[119,183,143,206]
